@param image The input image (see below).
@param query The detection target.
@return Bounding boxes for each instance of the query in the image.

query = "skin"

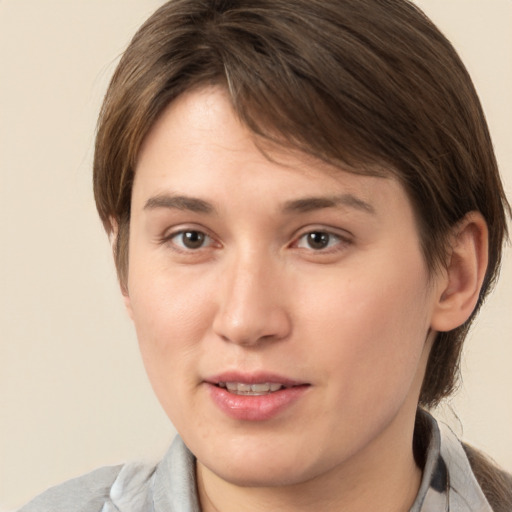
[123,86,487,512]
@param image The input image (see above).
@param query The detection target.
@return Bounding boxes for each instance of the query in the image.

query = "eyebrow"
[144,194,215,214]
[282,194,375,215]
[143,192,375,216]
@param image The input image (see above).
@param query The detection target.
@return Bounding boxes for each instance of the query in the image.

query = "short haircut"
[93,0,510,407]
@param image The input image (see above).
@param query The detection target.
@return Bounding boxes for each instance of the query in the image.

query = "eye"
[295,231,345,251]
[169,230,214,250]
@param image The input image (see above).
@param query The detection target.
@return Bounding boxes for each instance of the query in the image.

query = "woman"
[19,0,511,510]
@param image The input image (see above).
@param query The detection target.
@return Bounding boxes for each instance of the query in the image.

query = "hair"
[93,0,510,506]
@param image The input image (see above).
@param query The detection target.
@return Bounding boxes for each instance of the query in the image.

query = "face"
[126,86,441,488]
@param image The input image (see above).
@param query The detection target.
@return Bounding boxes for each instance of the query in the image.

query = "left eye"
[170,230,213,250]
[296,231,342,250]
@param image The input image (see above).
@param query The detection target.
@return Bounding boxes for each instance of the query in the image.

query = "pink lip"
[204,372,310,422]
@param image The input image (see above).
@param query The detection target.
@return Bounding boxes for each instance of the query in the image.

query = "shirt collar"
[412,410,492,512]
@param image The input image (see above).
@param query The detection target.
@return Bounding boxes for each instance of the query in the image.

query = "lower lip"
[206,383,309,421]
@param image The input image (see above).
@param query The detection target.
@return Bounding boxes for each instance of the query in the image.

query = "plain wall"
[0,1,511,510]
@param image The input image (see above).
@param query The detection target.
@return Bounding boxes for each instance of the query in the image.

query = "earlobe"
[430,212,488,332]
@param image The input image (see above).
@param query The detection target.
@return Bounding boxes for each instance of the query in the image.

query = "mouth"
[216,382,290,396]
[206,375,310,421]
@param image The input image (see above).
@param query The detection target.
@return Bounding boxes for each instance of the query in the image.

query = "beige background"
[0,1,511,510]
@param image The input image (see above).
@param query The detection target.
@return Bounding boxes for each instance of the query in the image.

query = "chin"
[207,460,318,489]
[196,436,335,489]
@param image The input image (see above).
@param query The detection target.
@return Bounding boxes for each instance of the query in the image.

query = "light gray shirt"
[18,414,493,512]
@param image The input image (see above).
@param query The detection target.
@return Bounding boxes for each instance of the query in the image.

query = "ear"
[430,212,488,332]
[109,217,134,321]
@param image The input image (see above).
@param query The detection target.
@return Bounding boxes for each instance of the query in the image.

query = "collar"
[411,410,492,512]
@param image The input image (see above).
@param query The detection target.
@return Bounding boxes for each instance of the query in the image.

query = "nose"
[212,253,292,346]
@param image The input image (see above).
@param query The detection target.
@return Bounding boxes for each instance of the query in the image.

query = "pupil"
[308,232,329,249]
[183,231,205,249]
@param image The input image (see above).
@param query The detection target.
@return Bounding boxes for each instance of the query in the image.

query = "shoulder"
[461,442,512,512]
[18,461,156,512]
[17,437,196,512]
[436,418,512,512]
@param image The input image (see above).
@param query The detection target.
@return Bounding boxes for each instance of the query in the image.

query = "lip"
[204,372,310,421]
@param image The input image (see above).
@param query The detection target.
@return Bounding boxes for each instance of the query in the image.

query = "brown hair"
[93,0,510,504]
[462,444,512,512]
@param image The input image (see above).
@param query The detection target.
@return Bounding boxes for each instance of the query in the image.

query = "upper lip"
[204,371,308,388]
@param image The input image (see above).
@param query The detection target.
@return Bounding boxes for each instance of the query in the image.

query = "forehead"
[134,86,403,206]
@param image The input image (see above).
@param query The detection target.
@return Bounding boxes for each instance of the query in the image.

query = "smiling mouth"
[217,382,288,396]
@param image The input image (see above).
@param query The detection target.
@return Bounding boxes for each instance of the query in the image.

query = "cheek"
[128,286,210,427]
[299,257,432,403]
[126,258,217,400]
[128,254,212,343]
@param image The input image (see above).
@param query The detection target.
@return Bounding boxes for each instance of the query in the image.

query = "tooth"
[221,382,284,395]
[251,383,271,393]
